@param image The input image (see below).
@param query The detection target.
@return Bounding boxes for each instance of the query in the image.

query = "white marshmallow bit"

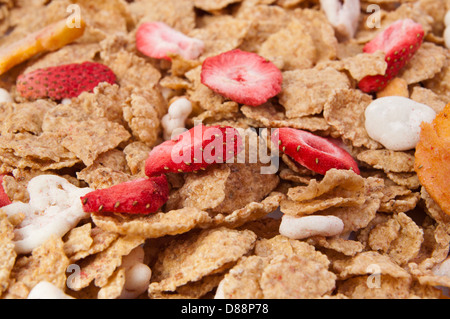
[320,0,360,40]
[2,175,92,254]
[279,214,344,240]
[162,97,192,140]
[27,281,74,299]
[364,96,436,151]
[119,246,152,299]
[0,88,12,103]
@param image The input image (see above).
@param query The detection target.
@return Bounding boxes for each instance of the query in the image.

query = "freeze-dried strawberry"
[358,19,424,93]
[81,175,169,215]
[16,62,116,100]
[200,49,283,107]
[136,22,204,60]
[0,175,11,208]
[272,128,360,175]
[145,125,243,176]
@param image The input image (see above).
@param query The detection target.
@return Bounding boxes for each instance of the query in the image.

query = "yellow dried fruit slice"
[415,103,450,215]
[0,18,86,75]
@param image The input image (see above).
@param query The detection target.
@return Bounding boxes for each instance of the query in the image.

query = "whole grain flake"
[0,0,449,300]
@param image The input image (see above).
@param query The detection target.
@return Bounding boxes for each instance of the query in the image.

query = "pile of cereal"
[0,0,450,299]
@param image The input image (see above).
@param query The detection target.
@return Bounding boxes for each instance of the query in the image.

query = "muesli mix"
[0,0,449,299]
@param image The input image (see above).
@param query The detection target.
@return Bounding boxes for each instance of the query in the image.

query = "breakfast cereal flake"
[279,67,350,118]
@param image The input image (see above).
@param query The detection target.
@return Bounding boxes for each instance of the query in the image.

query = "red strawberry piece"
[358,19,424,93]
[272,128,360,175]
[200,49,283,107]
[16,61,116,100]
[80,175,169,215]
[0,175,12,208]
[136,22,204,61]
[145,125,243,177]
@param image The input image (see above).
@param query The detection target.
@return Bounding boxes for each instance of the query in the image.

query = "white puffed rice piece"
[119,246,152,299]
[279,214,344,240]
[364,96,436,151]
[0,88,12,103]
[161,97,192,140]
[27,281,74,299]
[320,0,360,40]
[2,175,92,254]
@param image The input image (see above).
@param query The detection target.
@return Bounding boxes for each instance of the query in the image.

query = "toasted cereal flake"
[241,104,330,132]
[178,165,230,211]
[424,58,450,102]
[149,227,257,293]
[292,8,338,62]
[123,93,161,147]
[337,275,413,299]
[193,0,242,11]
[410,86,447,113]
[73,235,145,290]
[153,273,225,299]
[333,251,411,280]
[399,42,448,85]
[315,177,384,233]
[189,15,252,58]
[0,210,16,296]
[279,68,350,118]
[23,43,101,73]
[0,100,55,136]
[77,150,132,189]
[258,20,316,71]
[70,227,119,262]
[59,119,130,167]
[213,192,284,229]
[307,236,364,257]
[88,83,132,126]
[97,267,126,299]
[179,163,279,215]
[5,236,69,299]
[91,208,213,238]
[216,256,268,299]
[255,235,331,268]
[237,4,290,53]
[416,223,450,270]
[0,132,80,171]
[420,187,450,233]
[260,254,336,299]
[385,213,423,266]
[100,47,161,90]
[238,217,281,240]
[323,88,381,149]
[130,0,195,34]
[285,169,366,214]
[357,149,415,173]
[73,0,133,34]
[318,50,387,82]
[378,181,419,212]
[123,142,152,176]
[63,223,94,258]
[385,172,420,190]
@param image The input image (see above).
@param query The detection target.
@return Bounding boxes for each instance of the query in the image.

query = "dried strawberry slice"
[81,175,169,215]
[0,174,12,208]
[145,125,243,176]
[272,128,360,175]
[358,19,424,93]
[200,49,283,107]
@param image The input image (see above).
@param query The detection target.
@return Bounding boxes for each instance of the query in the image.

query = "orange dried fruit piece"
[415,103,450,215]
[0,18,86,75]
